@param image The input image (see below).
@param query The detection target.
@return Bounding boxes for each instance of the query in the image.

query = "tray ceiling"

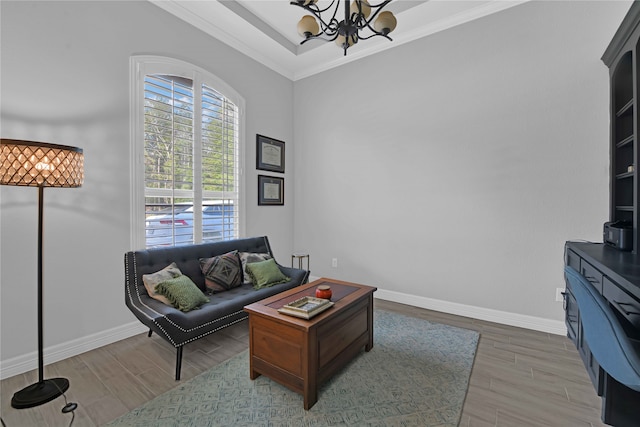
[149,0,529,81]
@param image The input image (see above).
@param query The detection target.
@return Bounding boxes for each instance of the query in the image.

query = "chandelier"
[291,0,397,56]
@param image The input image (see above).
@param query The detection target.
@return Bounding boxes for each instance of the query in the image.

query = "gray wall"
[293,1,630,323]
[0,1,294,364]
[0,0,632,374]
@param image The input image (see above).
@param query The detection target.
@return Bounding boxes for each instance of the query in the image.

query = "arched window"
[130,56,244,249]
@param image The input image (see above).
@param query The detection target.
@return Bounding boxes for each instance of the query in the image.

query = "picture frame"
[258,175,284,206]
[256,134,285,173]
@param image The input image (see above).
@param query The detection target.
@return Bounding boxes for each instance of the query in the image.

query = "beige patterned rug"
[107,310,479,427]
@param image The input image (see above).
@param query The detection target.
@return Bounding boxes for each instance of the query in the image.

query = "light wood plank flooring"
[1,300,605,426]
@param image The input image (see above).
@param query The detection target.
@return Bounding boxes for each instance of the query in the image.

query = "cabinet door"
[564,285,579,344]
[578,323,604,396]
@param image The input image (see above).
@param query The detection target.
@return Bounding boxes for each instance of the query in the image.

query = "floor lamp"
[1,139,84,409]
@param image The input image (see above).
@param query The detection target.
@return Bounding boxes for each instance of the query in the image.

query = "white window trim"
[129,55,246,250]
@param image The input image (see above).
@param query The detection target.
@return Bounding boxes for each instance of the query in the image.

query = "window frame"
[130,55,245,250]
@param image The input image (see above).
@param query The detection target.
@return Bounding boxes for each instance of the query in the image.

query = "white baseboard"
[0,322,148,380]
[374,288,566,335]
[1,284,566,380]
[311,276,566,335]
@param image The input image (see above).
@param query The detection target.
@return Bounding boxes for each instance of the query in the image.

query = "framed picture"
[258,175,284,206]
[256,134,285,173]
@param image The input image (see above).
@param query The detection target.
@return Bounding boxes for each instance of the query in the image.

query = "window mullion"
[192,74,203,243]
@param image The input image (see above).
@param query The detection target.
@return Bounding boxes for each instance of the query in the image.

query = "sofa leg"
[148,329,153,338]
[175,346,183,381]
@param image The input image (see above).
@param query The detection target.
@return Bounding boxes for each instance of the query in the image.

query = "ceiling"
[149,0,529,81]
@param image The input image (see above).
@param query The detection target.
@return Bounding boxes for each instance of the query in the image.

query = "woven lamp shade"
[1,139,84,188]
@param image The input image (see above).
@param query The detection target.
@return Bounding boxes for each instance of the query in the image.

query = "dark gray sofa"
[124,236,309,380]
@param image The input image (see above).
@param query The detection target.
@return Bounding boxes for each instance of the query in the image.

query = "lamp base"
[11,378,69,409]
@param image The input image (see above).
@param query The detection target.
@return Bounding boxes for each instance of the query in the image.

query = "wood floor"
[1,299,605,427]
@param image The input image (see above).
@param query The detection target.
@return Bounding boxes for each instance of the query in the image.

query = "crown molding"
[149,0,530,82]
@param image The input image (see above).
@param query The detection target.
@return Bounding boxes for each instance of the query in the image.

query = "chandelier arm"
[312,17,340,38]
[356,2,393,30]
[289,0,337,14]
[356,32,392,42]
[309,0,338,14]
[360,18,387,36]
[300,32,341,45]
[362,0,392,8]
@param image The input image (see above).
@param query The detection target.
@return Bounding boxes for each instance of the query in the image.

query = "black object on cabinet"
[602,1,640,253]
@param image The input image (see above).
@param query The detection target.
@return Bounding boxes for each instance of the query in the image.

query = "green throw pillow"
[142,262,182,306]
[246,258,290,290]
[155,275,209,312]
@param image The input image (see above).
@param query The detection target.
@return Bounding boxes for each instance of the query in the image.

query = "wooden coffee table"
[243,277,377,410]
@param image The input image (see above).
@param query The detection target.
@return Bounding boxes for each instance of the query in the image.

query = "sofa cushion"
[238,252,272,284]
[199,251,243,293]
[142,262,182,306]
[155,275,209,312]
[246,258,290,289]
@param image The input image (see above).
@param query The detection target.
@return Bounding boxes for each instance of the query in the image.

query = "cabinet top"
[602,1,640,67]
[566,241,640,300]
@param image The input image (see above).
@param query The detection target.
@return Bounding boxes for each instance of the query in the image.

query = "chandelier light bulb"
[335,34,357,49]
[350,0,371,19]
[297,15,319,38]
[374,11,396,35]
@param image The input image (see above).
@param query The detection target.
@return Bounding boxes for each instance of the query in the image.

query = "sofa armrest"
[277,264,310,285]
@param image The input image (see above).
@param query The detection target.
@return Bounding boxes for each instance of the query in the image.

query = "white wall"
[293,1,631,326]
[0,0,294,371]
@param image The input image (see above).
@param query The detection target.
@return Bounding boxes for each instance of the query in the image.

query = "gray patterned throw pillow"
[199,251,242,293]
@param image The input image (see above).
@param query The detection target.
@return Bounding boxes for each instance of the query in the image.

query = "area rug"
[107,310,479,427]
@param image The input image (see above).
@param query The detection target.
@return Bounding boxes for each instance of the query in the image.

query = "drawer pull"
[611,301,640,316]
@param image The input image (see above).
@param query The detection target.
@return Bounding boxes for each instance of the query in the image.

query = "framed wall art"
[258,175,284,206]
[256,134,285,173]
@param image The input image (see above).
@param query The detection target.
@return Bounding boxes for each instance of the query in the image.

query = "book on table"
[277,296,334,319]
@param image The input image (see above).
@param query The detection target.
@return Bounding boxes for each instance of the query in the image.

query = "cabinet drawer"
[566,249,581,271]
[580,260,603,294]
[602,276,640,330]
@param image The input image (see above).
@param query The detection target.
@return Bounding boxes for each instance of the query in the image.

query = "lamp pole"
[11,185,70,408]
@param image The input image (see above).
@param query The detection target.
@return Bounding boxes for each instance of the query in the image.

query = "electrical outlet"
[555,288,565,302]
[331,258,338,268]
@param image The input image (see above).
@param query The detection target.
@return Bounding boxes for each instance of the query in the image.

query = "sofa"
[124,236,309,380]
